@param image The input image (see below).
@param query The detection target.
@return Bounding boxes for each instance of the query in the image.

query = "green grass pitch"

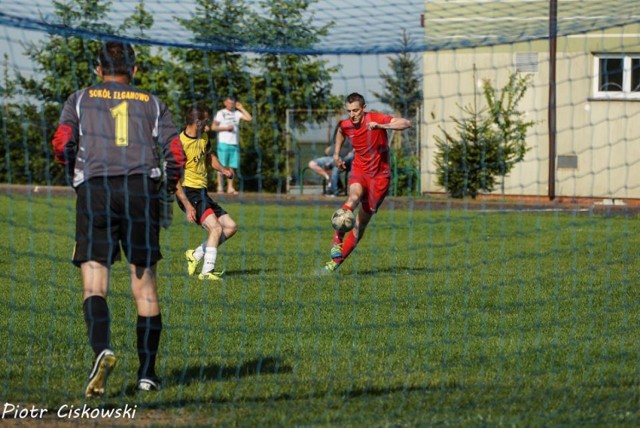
[0,193,638,426]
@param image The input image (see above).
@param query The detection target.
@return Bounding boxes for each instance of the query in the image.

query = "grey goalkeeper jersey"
[52,81,185,188]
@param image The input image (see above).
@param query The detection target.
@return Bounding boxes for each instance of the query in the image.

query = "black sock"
[83,296,110,356]
[137,314,162,379]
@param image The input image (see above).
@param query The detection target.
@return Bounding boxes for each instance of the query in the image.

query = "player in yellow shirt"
[175,104,238,280]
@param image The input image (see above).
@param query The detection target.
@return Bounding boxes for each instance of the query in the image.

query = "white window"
[593,54,640,100]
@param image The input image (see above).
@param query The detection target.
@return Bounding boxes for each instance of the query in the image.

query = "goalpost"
[284,109,343,195]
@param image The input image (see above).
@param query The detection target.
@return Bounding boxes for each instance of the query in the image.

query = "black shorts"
[73,175,162,267]
[177,186,227,225]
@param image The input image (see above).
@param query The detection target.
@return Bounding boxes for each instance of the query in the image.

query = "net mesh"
[2,1,640,53]
[0,0,639,426]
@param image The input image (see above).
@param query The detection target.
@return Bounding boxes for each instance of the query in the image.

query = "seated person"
[308,138,353,196]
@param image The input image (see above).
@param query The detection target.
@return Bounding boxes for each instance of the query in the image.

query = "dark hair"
[346,92,366,106]
[99,42,136,77]
[184,103,209,126]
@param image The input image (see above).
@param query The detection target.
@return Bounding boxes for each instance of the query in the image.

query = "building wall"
[421,30,640,199]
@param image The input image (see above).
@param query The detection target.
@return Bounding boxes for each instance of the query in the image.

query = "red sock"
[338,230,358,262]
[342,204,353,212]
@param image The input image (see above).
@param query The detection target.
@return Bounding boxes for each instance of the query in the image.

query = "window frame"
[593,53,640,100]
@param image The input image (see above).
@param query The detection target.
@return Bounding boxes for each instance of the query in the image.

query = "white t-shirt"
[214,109,243,146]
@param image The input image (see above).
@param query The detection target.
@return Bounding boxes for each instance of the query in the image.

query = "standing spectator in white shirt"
[210,96,252,195]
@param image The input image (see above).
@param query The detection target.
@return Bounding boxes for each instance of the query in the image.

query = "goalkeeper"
[175,104,238,281]
[51,42,186,396]
[322,93,411,273]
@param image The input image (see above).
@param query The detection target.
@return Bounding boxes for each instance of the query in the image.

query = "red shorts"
[348,171,390,214]
[177,186,228,225]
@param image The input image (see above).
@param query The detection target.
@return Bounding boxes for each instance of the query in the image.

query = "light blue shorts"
[217,143,240,169]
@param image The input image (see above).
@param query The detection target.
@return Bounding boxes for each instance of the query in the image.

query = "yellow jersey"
[179,131,210,189]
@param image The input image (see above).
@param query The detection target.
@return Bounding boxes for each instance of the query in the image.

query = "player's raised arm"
[389,116,412,130]
[367,116,412,131]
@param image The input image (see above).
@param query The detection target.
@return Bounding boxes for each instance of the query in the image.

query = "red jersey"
[339,111,393,176]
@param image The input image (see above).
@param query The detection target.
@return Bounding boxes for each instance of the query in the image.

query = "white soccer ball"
[331,208,355,233]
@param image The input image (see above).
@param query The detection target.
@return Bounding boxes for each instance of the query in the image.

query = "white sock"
[193,242,206,261]
[201,247,218,274]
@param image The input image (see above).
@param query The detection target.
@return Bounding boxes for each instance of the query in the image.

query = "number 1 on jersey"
[110,101,129,147]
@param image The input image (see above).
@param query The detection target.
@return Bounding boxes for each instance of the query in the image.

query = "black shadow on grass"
[123,380,462,409]
[340,266,438,276]
[124,356,291,395]
[169,356,292,385]
[224,268,279,276]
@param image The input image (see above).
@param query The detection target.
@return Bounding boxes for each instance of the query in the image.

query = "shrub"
[434,73,534,198]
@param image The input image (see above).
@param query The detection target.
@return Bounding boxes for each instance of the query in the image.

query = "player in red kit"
[321,92,411,273]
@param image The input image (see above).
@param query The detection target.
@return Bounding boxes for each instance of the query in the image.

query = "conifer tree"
[243,0,341,191]
[372,30,422,194]
[372,30,422,156]
[434,73,534,198]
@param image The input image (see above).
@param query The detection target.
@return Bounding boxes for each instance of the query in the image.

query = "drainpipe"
[548,0,558,200]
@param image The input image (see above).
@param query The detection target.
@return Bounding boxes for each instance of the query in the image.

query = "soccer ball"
[331,208,355,233]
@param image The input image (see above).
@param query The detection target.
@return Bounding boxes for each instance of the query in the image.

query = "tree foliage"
[243,0,342,191]
[119,2,173,101]
[434,72,534,199]
[372,30,422,195]
[172,0,253,109]
[1,0,114,185]
[170,0,255,188]
[372,30,422,130]
[1,0,341,192]
[1,55,51,184]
